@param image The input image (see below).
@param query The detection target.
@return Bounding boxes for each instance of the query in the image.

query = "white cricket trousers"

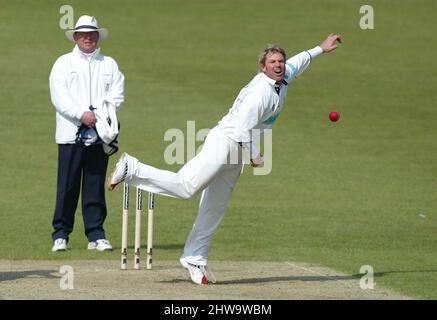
[125,126,243,266]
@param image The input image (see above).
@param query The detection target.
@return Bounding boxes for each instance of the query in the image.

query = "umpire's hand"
[81,111,97,128]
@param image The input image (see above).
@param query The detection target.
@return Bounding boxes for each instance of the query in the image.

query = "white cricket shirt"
[217,46,323,156]
[49,45,125,144]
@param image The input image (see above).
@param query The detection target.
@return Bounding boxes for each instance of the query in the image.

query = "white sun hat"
[95,99,120,156]
[95,99,119,145]
[65,15,108,42]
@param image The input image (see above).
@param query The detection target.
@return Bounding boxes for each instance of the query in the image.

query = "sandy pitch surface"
[0,260,410,300]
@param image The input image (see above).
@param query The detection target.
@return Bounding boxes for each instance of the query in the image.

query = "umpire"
[49,15,124,252]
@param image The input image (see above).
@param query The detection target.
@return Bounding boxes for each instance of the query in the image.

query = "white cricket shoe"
[52,238,67,252]
[180,258,213,285]
[88,239,113,251]
[107,152,129,191]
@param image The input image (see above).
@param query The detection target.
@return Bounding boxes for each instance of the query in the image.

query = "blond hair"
[259,44,286,67]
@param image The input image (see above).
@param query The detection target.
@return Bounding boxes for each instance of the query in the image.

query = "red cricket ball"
[329,111,340,122]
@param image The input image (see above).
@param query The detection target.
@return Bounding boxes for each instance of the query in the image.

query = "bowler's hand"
[250,154,264,167]
[81,111,97,128]
[320,33,342,53]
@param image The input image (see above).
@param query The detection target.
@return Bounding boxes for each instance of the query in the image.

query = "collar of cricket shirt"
[73,45,101,60]
[260,72,277,87]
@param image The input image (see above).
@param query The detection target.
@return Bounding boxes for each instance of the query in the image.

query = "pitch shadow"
[0,270,59,282]
[352,269,437,278]
[159,274,358,285]
[215,274,358,285]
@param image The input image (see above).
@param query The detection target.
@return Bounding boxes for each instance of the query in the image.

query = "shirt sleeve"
[104,59,125,112]
[285,46,323,79]
[233,92,265,143]
[239,140,260,159]
[49,57,84,122]
[234,91,267,159]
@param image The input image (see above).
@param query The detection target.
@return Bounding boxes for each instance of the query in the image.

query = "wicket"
[121,182,155,270]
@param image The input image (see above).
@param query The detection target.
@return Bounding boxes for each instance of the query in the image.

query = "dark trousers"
[52,144,109,242]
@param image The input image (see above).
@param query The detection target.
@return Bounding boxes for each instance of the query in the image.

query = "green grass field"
[1,0,436,299]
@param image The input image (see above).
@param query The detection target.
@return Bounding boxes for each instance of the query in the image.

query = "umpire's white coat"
[126,46,323,266]
[49,45,124,144]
